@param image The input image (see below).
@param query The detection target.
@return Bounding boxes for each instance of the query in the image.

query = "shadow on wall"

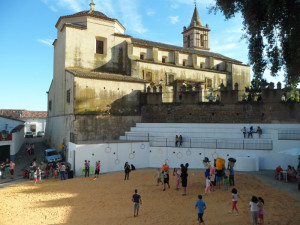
[92,41,131,75]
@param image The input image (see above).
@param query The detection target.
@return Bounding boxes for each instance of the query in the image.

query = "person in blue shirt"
[229,165,235,186]
[195,195,207,225]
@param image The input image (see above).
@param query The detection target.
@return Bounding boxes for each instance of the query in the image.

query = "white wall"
[0,117,24,133]
[11,127,25,158]
[23,118,46,133]
[70,142,150,176]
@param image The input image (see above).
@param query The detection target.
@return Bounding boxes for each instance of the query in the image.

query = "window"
[187,35,190,48]
[200,62,205,68]
[48,100,52,111]
[96,40,104,54]
[183,60,188,66]
[196,33,200,47]
[140,53,144,60]
[30,125,36,132]
[206,78,212,88]
[168,75,174,84]
[146,72,152,82]
[200,34,204,47]
[67,89,71,103]
[162,57,167,63]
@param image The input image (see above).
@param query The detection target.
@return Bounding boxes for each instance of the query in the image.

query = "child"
[33,169,37,186]
[162,170,170,191]
[229,188,239,215]
[195,195,207,225]
[257,197,265,225]
[132,189,142,217]
[38,168,42,183]
[224,175,229,190]
[53,169,58,179]
[250,196,258,225]
[155,168,163,186]
[204,177,210,195]
[173,168,181,190]
[209,176,215,192]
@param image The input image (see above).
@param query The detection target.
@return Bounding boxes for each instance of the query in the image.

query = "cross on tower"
[194,0,197,7]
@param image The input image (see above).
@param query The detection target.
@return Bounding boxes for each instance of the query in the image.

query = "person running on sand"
[257,197,265,225]
[155,168,163,186]
[229,188,239,215]
[173,168,181,190]
[195,195,207,225]
[162,170,170,191]
[95,161,100,178]
[38,168,42,183]
[250,196,259,225]
[132,189,142,217]
[124,162,131,180]
[33,169,37,185]
[204,176,211,195]
[9,161,15,179]
[181,163,189,196]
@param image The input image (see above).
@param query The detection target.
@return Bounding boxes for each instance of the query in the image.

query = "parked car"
[44,149,62,163]
[25,131,33,138]
[37,131,45,137]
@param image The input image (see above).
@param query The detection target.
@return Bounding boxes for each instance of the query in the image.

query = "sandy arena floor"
[0,170,299,225]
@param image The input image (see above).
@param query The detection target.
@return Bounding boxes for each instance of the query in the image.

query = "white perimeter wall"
[11,128,25,157]
[70,141,298,176]
[70,142,150,176]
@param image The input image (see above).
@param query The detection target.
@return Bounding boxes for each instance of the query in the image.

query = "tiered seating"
[120,123,274,141]
[120,123,300,150]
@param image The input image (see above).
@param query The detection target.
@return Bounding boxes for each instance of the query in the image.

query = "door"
[0,145,10,162]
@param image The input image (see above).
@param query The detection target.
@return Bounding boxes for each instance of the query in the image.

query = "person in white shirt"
[249,196,259,225]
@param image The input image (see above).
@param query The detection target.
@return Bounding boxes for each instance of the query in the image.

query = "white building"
[0,116,25,161]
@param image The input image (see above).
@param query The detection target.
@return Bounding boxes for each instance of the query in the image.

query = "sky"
[0,0,285,111]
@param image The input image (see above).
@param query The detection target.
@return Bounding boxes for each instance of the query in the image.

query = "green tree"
[245,78,268,95]
[211,0,300,85]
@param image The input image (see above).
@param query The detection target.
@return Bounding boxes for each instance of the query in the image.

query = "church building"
[46,1,250,149]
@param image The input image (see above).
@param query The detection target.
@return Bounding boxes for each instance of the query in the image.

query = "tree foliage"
[211,0,300,85]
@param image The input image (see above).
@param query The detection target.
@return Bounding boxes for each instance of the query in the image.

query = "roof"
[131,38,242,63]
[66,68,148,83]
[22,111,48,118]
[55,10,125,31]
[0,110,47,119]
[189,6,202,28]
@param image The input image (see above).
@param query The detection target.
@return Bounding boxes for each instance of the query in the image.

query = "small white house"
[21,111,47,135]
[0,109,47,136]
[0,116,25,161]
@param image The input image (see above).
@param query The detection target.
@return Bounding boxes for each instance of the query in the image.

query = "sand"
[0,170,299,225]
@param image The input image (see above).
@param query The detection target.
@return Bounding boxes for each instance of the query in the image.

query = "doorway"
[0,145,10,162]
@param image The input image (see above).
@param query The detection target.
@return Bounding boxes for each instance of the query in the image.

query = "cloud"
[42,0,85,12]
[226,27,245,34]
[37,39,54,46]
[146,10,155,16]
[169,0,215,7]
[116,0,148,34]
[42,0,148,35]
[169,16,179,24]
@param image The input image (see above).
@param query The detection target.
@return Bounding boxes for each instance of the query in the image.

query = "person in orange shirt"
[162,162,169,172]
[162,162,170,191]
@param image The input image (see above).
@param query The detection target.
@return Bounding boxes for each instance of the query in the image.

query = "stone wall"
[73,115,141,142]
[141,102,300,124]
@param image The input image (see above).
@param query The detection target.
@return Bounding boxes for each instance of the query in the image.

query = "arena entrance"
[0,145,10,162]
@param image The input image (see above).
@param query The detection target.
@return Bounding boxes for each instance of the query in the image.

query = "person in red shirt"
[275,165,283,179]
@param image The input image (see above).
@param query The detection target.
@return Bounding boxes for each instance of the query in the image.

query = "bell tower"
[182,2,210,51]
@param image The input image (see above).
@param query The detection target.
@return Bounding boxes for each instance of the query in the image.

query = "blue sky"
[0,0,284,111]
